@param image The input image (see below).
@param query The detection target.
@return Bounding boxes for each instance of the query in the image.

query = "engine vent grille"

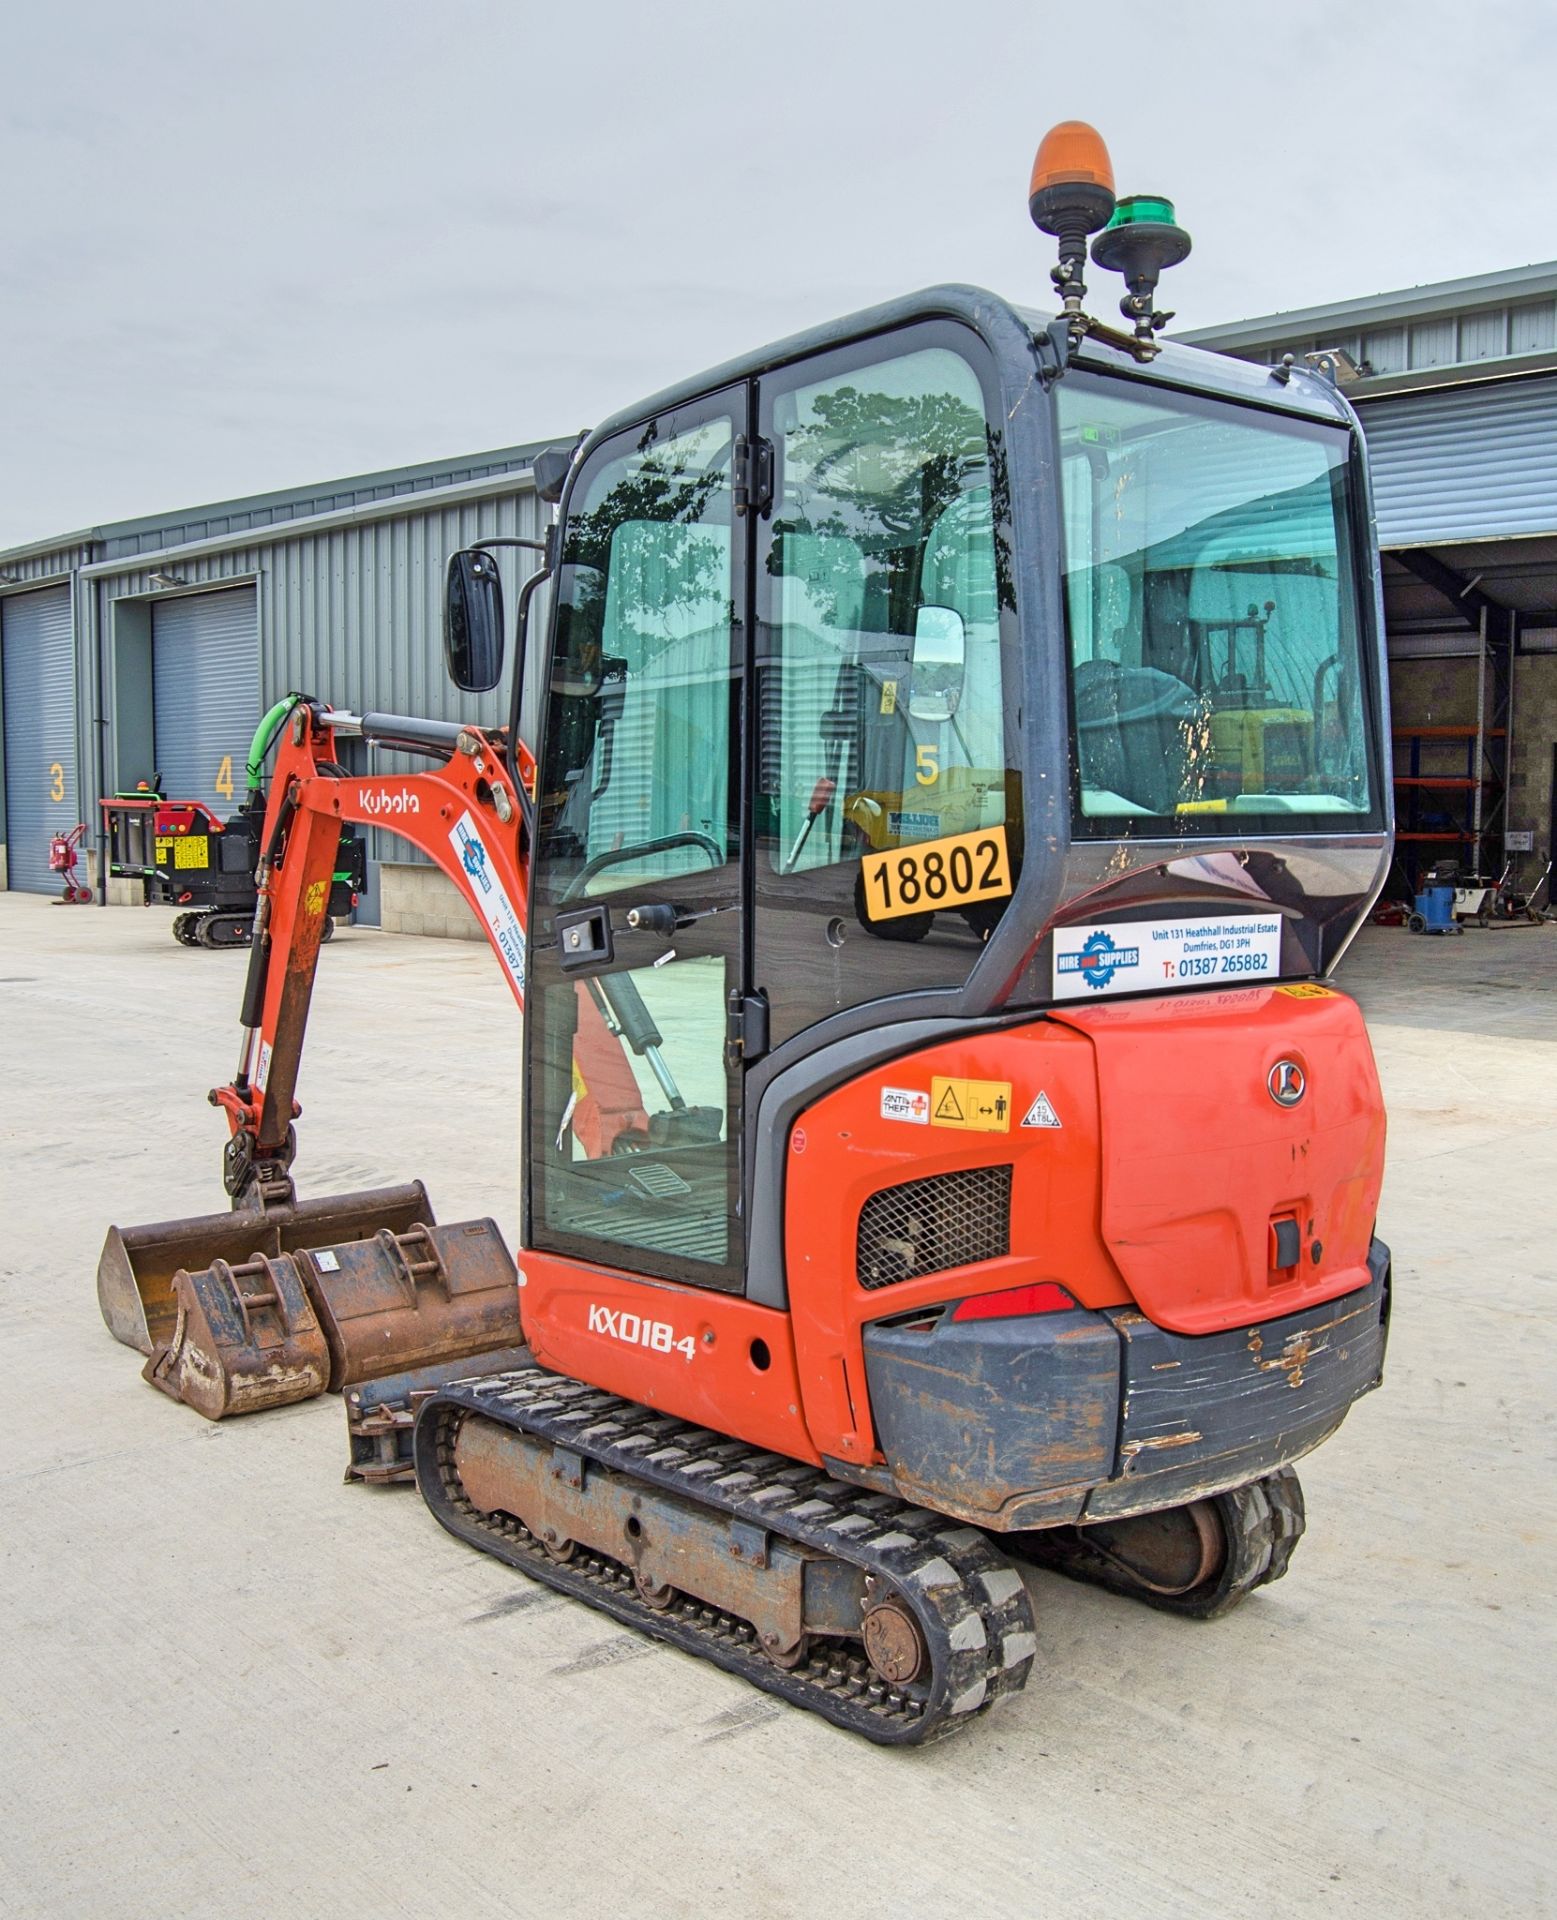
[856,1164,1012,1290]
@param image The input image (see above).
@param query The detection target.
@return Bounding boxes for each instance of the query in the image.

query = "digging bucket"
[116,1206,524,1422]
[97,1182,438,1357]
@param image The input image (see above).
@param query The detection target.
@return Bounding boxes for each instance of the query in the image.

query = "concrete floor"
[1,895,1553,1919]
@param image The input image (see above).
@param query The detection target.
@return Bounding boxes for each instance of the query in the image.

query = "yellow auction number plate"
[860,824,1012,923]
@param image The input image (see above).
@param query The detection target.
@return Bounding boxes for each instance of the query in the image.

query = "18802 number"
[861,825,1013,923]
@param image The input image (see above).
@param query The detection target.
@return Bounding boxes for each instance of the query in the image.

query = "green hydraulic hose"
[245,695,304,796]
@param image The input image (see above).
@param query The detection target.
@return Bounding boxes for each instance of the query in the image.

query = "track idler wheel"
[861,1589,928,1687]
[1010,1468,1306,1619]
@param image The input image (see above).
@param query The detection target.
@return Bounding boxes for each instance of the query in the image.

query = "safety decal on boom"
[449,810,526,995]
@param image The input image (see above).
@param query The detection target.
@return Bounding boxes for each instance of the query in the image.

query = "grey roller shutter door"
[2,584,77,893]
[152,587,260,815]
[1359,375,1557,549]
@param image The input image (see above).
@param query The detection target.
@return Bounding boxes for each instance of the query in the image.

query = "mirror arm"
[505,554,554,830]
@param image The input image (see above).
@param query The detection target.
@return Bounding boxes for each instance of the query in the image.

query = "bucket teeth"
[103,1187,524,1422]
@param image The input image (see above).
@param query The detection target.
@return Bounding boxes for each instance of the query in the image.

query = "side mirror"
[908,605,966,722]
[444,549,506,692]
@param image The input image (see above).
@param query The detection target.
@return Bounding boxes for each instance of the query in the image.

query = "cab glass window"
[1058,374,1376,833]
[762,345,1013,879]
[538,411,736,897]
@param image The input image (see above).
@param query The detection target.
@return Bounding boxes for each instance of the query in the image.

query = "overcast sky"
[2,0,1553,549]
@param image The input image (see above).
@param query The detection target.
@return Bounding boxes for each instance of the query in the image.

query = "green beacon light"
[1090,193,1192,343]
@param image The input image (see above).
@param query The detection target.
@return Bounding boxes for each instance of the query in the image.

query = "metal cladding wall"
[84,479,545,901]
[152,587,260,813]
[2,584,77,891]
[1357,375,1557,548]
[256,488,545,728]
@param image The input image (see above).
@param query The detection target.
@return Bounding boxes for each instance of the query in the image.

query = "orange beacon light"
[1028,121,1117,240]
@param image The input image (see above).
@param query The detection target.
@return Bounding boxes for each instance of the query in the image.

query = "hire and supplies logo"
[1056,929,1141,990]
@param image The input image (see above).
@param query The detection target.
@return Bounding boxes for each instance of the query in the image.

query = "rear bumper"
[860,1239,1390,1529]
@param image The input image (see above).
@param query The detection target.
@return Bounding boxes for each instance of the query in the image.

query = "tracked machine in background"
[100,699,365,948]
[99,124,1393,1745]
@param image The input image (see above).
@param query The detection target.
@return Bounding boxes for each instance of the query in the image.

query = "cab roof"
[585,282,1356,450]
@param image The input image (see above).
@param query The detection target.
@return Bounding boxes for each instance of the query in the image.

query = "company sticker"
[449,809,526,996]
[1052,915,1283,1001]
[930,1077,1011,1132]
[1020,1091,1062,1129]
[880,1086,931,1125]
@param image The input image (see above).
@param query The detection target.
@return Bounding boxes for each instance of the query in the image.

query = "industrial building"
[0,443,549,929]
[1184,260,1557,893]
[4,258,1556,928]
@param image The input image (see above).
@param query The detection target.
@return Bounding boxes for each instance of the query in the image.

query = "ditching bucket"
[97,1183,438,1357]
[131,1216,524,1421]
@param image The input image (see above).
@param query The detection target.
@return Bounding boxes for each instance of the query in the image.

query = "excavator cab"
[99,124,1393,1745]
[517,300,1386,1308]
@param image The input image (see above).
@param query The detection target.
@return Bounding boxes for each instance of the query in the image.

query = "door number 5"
[914,744,940,787]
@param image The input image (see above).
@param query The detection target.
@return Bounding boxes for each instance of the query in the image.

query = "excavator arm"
[95,696,569,1401]
[210,701,535,1211]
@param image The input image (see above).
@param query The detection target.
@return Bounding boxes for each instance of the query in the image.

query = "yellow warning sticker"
[1274,983,1337,999]
[879,679,898,715]
[156,834,209,870]
[930,1077,1012,1132]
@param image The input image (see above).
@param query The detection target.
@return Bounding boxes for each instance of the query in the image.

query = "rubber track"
[1014,1466,1307,1619]
[414,1366,1038,1746]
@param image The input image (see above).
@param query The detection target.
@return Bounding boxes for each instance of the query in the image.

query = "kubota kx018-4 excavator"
[99,126,1392,1744]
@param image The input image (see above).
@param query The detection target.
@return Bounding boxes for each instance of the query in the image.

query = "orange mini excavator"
[99,125,1392,1744]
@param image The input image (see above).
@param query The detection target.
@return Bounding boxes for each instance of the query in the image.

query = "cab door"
[525,387,747,1290]
[751,324,1020,1049]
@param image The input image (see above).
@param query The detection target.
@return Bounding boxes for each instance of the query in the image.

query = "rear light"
[951,1281,1077,1322]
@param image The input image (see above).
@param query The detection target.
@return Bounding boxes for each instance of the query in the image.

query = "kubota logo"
[1267,1059,1306,1107]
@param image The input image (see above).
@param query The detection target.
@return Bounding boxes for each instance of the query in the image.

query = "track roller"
[1008,1468,1306,1619]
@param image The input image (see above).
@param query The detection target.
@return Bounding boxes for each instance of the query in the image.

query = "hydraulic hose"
[246,695,304,796]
